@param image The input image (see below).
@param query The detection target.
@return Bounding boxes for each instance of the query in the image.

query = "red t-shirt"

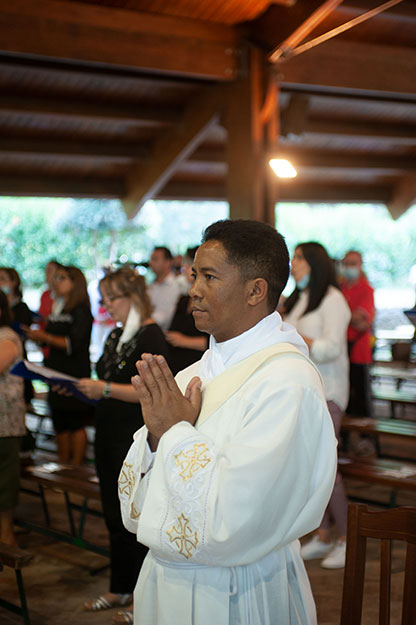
[341,276,375,364]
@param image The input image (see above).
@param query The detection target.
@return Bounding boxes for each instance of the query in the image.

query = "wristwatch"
[102,382,112,399]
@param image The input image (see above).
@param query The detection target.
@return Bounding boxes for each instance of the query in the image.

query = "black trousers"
[346,363,373,417]
[94,422,148,594]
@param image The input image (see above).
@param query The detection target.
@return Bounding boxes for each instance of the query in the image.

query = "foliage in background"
[276,203,416,289]
[1,197,415,292]
[0,197,227,287]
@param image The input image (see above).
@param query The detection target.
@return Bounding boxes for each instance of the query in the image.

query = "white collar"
[116,304,142,353]
[198,311,308,383]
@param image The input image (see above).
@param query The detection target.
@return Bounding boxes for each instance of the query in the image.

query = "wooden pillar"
[225,46,279,226]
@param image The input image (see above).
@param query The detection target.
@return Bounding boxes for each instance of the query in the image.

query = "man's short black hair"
[202,219,289,311]
[153,246,173,261]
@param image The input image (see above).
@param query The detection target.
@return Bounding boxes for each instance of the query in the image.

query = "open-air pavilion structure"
[0,0,415,224]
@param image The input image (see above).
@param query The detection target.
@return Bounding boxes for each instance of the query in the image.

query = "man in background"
[148,246,180,330]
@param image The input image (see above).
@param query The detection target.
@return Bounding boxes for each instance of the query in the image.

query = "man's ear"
[247,278,268,307]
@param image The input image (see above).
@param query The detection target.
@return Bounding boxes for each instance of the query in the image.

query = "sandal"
[84,593,132,612]
[112,609,134,624]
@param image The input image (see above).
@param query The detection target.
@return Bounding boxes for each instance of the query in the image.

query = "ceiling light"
[269,158,297,178]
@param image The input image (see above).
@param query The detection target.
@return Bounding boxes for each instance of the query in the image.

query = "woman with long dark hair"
[26,265,93,464]
[283,242,351,569]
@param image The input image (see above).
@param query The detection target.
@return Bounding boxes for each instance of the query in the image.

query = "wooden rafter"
[269,0,345,63]
[279,40,416,98]
[122,86,225,217]
[0,0,239,80]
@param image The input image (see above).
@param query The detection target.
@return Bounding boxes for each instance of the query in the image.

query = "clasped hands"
[132,353,202,450]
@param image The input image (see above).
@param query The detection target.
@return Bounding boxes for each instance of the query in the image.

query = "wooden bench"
[19,461,108,559]
[339,456,416,507]
[341,416,416,441]
[371,388,416,418]
[0,542,33,625]
[371,364,416,388]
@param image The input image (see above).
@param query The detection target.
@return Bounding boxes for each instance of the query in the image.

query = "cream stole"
[196,342,320,428]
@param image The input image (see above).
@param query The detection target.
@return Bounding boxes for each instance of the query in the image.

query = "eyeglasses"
[99,295,128,306]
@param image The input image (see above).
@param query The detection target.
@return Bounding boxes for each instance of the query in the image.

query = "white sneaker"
[300,535,334,560]
[321,541,346,569]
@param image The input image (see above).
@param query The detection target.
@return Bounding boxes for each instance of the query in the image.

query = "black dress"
[94,323,170,594]
[168,295,208,375]
[45,302,94,432]
[11,299,34,404]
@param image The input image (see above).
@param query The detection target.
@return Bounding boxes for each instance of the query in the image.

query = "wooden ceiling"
[0,0,415,219]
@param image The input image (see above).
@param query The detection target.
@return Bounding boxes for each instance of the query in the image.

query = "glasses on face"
[99,294,127,306]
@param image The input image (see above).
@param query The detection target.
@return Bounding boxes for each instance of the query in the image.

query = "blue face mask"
[342,266,360,282]
[0,285,11,295]
[296,274,310,291]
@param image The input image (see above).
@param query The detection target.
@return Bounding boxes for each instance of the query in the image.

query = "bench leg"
[64,492,76,536]
[15,569,31,625]
[39,485,51,527]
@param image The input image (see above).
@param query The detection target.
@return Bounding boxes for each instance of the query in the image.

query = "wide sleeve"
[119,361,337,567]
[309,291,351,363]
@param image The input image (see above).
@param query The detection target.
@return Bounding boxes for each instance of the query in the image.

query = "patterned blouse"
[0,327,26,438]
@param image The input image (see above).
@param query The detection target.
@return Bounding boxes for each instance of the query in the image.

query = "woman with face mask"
[282,242,351,570]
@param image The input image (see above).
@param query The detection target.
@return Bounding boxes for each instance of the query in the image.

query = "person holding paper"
[119,219,337,625]
[76,267,170,624]
[25,265,93,465]
[0,290,26,546]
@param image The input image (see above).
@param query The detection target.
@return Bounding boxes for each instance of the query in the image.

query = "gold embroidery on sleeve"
[174,443,211,481]
[167,514,198,559]
[130,502,141,520]
[118,462,135,497]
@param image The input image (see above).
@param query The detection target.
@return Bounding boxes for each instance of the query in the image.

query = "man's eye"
[205,274,215,281]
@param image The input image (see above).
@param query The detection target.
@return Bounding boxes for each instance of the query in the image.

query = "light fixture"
[269,158,297,178]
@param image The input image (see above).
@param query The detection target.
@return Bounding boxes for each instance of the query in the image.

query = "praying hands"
[132,353,202,450]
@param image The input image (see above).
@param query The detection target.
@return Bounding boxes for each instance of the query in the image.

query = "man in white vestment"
[119,219,338,625]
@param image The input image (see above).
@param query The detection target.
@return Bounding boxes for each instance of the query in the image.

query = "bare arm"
[0,339,19,374]
[76,378,140,402]
[24,327,67,350]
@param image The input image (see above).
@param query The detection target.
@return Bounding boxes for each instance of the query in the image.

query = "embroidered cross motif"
[167,514,198,559]
[174,443,211,481]
[118,462,135,498]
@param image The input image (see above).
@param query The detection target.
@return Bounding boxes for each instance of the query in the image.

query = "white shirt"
[148,273,180,330]
[119,313,337,625]
[284,286,351,410]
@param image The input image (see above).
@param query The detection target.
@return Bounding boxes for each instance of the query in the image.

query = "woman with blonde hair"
[77,266,170,625]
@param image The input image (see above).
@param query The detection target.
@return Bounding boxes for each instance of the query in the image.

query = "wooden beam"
[0,0,239,80]
[271,150,416,171]
[387,175,416,219]
[122,86,224,217]
[0,96,180,126]
[159,180,392,204]
[0,137,151,159]
[278,40,416,98]
[225,46,276,224]
[269,0,345,62]
[304,119,416,142]
[0,175,124,197]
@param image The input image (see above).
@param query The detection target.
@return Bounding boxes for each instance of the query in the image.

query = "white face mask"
[296,274,310,291]
[342,266,360,281]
